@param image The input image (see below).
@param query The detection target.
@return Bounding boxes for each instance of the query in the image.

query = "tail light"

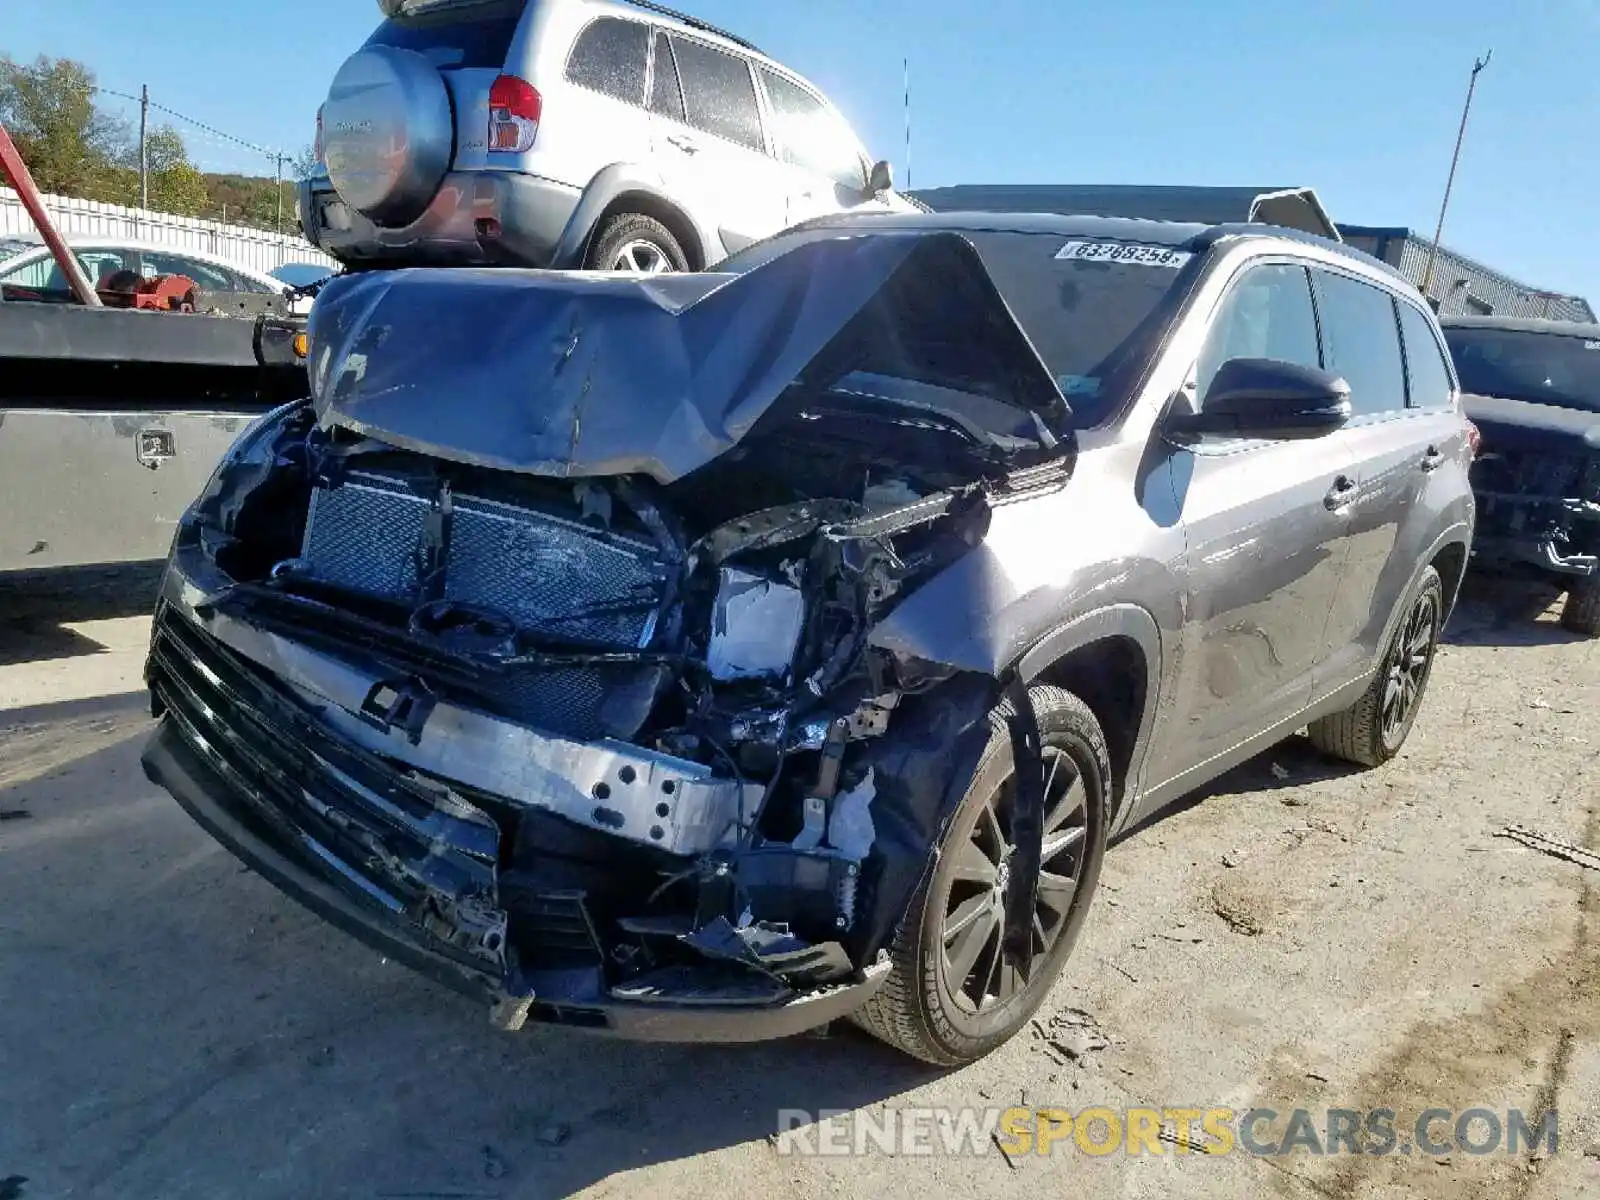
[1466,420,1482,459]
[313,105,325,165]
[488,75,542,153]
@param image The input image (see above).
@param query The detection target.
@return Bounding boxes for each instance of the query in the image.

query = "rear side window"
[759,70,866,190]
[1313,271,1407,417]
[649,33,686,121]
[366,1,523,69]
[668,35,763,151]
[1196,264,1321,400]
[1397,302,1454,408]
[565,17,649,105]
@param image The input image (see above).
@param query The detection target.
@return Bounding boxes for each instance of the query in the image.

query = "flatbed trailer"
[0,120,311,575]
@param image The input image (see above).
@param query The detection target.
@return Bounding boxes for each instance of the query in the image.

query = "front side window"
[759,69,867,190]
[1313,270,1407,417]
[142,252,236,292]
[1397,302,1455,409]
[1195,263,1321,400]
[565,17,649,106]
[668,36,763,152]
[1442,326,1600,413]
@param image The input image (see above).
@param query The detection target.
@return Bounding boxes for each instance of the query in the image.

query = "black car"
[1441,315,1600,635]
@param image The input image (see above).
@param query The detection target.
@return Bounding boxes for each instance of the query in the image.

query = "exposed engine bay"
[141,232,1077,1031]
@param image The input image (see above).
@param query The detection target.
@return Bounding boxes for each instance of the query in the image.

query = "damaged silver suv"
[141,212,1475,1065]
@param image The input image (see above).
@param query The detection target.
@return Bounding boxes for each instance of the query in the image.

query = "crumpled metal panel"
[305,231,1071,484]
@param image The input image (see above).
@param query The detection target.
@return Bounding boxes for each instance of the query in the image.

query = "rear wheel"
[585,213,688,274]
[1560,578,1600,636]
[851,686,1109,1066]
[1308,566,1443,767]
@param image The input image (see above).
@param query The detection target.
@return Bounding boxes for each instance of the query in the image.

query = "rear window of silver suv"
[367,0,525,69]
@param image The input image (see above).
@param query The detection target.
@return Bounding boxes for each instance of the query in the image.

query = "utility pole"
[1420,52,1492,301]
[138,84,150,210]
[903,58,912,192]
[273,151,287,236]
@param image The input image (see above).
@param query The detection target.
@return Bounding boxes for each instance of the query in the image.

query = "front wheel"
[852,686,1110,1066]
[584,213,688,274]
[1560,578,1600,636]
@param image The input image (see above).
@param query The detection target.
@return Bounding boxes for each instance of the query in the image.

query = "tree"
[137,125,208,216]
[290,143,318,182]
[0,55,129,198]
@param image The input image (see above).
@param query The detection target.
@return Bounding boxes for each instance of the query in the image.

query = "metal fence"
[0,186,338,276]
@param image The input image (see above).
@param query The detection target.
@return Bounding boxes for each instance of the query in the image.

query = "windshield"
[722,226,1193,426]
[367,0,524,68]
[1443,326,1600,413]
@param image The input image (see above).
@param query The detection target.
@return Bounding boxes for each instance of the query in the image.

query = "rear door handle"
[667,134,700,154]
[1420,446,1446,472]
[1324,475,1358,510]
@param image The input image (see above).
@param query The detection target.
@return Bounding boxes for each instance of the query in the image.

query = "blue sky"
[8,0,1597,302]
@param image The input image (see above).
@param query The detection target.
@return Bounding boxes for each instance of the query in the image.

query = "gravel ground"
[1,572,1596,1200]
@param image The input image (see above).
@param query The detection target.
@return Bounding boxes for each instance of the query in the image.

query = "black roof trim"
[1439,314,1600,337]
[619,0,761,52]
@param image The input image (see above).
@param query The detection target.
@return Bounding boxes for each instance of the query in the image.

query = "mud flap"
[1001,677,1044,973]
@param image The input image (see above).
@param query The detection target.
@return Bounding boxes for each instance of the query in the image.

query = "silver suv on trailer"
[299,0,912,272]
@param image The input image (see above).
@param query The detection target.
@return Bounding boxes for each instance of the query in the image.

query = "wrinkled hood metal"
[1463,393,1600,457]
[306,231,1071,483]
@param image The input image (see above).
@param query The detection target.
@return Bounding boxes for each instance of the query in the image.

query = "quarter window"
[648,33,686,121]
[1196,264,1321,401]
[668,35,763,152]
[759,69,867,190]
[1313,271,1407,417]
[1397,302,1454,408]
[566,18,650,106]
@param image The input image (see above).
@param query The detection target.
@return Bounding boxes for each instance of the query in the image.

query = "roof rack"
[617,0,763,54]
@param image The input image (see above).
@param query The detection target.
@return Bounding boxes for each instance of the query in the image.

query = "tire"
[1308,566,1444,767]
[1559,578,1600,636]
[851,686,1110,1066]
[584,213,689,274]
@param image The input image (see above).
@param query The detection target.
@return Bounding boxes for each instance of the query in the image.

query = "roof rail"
[617,0,762,53]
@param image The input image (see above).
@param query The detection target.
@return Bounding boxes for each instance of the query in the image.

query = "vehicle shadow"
[1113,734,1363,844]
[0,732,939,1200]
[1442,572,1590,648]
[0,562,162,667]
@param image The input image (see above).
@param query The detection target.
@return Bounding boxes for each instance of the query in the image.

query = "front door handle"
[1324,475,1358,510]
[1420,446,1446,472]
[666,134,699,155]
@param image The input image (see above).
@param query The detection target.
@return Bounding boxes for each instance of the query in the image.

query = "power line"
[94,85,286,161]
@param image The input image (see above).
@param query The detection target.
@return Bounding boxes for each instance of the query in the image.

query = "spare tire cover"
[323,45,454,227]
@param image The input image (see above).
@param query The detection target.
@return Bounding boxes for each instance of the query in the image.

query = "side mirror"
[1172,358,1352,439]
[867,159,894,196]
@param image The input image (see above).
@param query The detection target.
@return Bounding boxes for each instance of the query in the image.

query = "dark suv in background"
[1442,315,1600,635]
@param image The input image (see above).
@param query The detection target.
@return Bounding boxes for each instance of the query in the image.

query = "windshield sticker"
[1057,374,1102,397]
[1055,240,1192,268]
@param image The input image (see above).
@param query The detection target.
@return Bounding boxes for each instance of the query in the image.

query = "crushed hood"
[305,231,1071,483]
[1463,393,1600,457]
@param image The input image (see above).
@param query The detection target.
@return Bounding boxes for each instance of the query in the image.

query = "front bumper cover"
[144,719,890,1041]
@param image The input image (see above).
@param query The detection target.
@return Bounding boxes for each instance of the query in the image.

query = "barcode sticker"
[1055,241,1192,268]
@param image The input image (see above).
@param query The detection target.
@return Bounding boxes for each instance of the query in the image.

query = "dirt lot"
[1,572,1597,1200]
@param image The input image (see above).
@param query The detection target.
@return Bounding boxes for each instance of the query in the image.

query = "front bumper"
[141,596,888,1041]
[298,170,581,269]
